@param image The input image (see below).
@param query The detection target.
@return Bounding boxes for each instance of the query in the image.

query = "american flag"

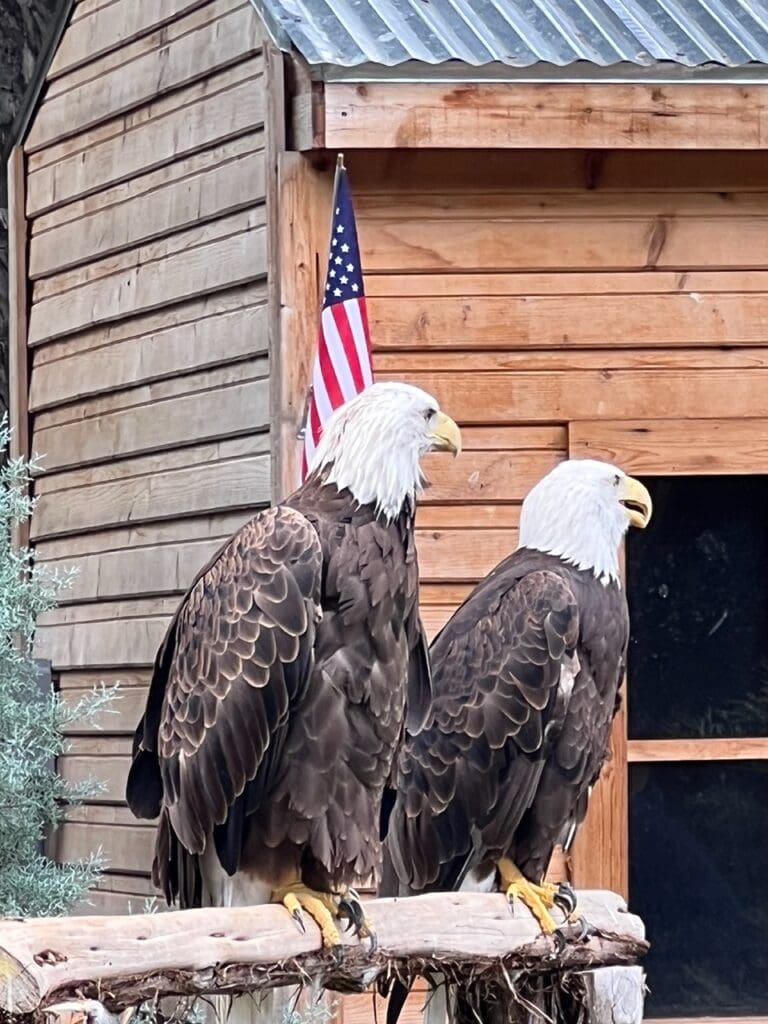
[300,159,373,480]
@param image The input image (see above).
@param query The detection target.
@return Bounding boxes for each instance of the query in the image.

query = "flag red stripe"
[358,299,372,360]
[309,394,322,448]
[317,335,345,411]
[311,340,334,424]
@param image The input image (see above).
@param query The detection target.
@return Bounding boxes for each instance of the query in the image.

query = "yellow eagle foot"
[271,883,344,963]
[496,861,594,952]
[338,886,377,952]
[497,859,566,953]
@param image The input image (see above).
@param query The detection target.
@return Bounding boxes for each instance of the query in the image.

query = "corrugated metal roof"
[255,0,768,72]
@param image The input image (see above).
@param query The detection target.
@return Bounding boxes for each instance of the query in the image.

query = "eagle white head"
[518,458,653,583]
[310,382,461,520]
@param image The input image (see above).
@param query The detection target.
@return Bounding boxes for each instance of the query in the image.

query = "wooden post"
[570,497,629,899]
[0,891,646,1017]
[265,43,286,508]
[7,145,31,549]
[583,966,645,1024]
[274,151,332,500]
[571,707,629,898]
[269,142,334,1022]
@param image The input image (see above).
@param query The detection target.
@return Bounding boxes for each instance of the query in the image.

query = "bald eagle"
[126,382,461,960]
[381,459,652,1023]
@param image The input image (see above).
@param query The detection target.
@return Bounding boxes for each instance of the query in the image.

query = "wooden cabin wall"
[332,144,768,1024]
[21,0,274,913]
[344,145,767,641]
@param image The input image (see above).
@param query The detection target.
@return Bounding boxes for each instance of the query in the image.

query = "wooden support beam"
[571,712,628,898]
[7,146,30,550]
[7,146,29,456]
[570,531,628,899]
[628,737,768,762]
[286,51,325,151]
[274,152,332,499]
[324,82,768,151]
[0,891,646,1016]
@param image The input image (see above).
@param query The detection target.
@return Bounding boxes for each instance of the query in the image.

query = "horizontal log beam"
[0,891,646,1015]
[323,81,768,151]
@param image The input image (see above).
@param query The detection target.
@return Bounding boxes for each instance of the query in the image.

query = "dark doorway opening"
[626,475,768,1017]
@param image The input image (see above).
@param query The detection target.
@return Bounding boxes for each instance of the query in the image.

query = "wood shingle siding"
[25,0,273,904]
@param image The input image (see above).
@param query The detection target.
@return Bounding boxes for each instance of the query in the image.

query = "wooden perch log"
[0,891,646,1016]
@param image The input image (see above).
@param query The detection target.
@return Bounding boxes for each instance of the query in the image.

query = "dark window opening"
[627,475,768,741]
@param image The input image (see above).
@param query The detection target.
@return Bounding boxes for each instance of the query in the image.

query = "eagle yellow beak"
[428,411,461,456]
[620,475,652,529]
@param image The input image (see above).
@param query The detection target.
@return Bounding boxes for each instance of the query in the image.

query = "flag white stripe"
[311,359,334,424]
[321,307,358,401]
[344,300,373,387]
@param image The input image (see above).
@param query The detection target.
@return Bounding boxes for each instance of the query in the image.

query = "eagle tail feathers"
[125,747,162,820]
[386,980,411,1024]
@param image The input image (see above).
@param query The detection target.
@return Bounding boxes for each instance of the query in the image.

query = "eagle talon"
[355,913,378,952]
[572,915,593,943]
[291,907,306,933]
[498,858,561,940]
[338,887,377,949]
[552,928,567,955]
[554,883,578,918]
[338,897,365,934]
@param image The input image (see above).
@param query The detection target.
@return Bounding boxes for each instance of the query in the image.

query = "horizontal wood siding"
[341,146,768,919]
[344,148,768,618]
[24,0,272,907]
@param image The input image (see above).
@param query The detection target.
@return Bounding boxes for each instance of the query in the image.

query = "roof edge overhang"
[248,0,293,53]
[316,58,768,85]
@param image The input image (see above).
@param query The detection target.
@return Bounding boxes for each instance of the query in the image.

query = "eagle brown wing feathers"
[267,489,428,882]
[128,482,430,907]
[126,506,322,900]
[511,578,628,882]
[385,555,580,894]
